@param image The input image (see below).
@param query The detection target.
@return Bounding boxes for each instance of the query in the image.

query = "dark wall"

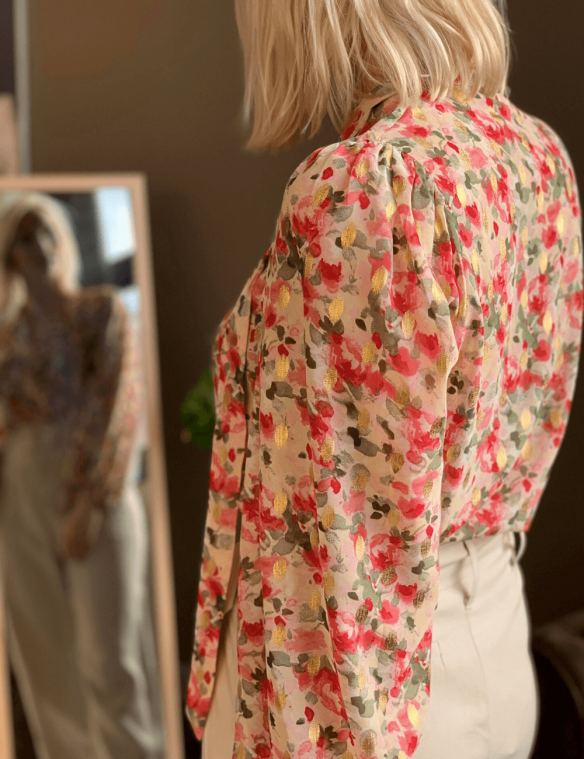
[505,1,584,627]
[0,0,15,94]
[26,0,584,663]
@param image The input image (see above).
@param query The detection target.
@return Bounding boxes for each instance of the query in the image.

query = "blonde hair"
[0,192,81,322]
[235,0,511,150]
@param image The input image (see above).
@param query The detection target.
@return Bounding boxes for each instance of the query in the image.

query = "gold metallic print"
[387,509,400,528]
[307,655,321,675]
[539,249,548,275]
[276,355,290,380]
[421,536,432,557]
[321,505,335,530]
[278,284,291,310]
[362,341,377,365]
[341,222,357,249]
[456,184,467,206]
[390,451,405,475]
[522,439,533,460]
[402,311,415,339]
[309,590,320,611]
[275,690,286,710]
[543,311,553,334]
[308,722,321,744]
[273,559,287,580]
[496,447,508,469]
[355,605,369,624]
[275,423,289,448]
[328,296,345,323]
[372,267,388,294]
[312,184,330,207]
[521,409,532,431]
[323,366,338,392]
[381,564,396,584]
[432,280,445,303]
[471,487,481,506]
[386,200,397,221]
[379,689,389,712]
[396,385,410,407]
[321,436,335,462]
[355,159,370,178]
[273,625,287,646]
[304,252,314,278]
[324,573,335,596]
[408,704,420,728]
[521,289,529,311]
[358,408,370,429]
[550,408,563,428]
[274,491,287,515]
[437,350,449,376]
[393,176,408,197]
[471,249,479,275]
[385,630,398,650]
[355,535,365,560]
[351,464,370,491]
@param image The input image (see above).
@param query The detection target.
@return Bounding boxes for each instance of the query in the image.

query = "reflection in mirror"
[0,178,182,759]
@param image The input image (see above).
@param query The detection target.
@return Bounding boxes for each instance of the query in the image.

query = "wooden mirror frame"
[0,173,185,759]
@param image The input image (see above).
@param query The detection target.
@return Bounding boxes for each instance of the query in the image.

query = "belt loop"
[463,540,479,610]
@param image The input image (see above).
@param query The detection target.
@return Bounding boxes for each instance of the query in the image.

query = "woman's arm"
[262,139,461,755]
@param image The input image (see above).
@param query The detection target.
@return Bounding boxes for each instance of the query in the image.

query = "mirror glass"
[0,178,181,759]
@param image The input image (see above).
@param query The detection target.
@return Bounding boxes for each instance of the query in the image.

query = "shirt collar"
[339,83,406,141]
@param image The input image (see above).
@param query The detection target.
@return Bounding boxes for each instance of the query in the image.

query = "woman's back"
[337,88,583,543]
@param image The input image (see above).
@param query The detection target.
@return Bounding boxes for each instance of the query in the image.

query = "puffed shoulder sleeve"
[263,139,461,756]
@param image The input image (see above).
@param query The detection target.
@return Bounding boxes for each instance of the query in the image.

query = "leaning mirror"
[0,174,184,759]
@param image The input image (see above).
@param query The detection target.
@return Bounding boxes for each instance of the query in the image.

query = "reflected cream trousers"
[0,425,164,759]
[203,532,539,759]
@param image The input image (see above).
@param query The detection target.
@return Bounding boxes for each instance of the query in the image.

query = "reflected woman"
[0,193,164,759]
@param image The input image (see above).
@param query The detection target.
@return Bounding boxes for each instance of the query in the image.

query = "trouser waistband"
[438,531,527,610]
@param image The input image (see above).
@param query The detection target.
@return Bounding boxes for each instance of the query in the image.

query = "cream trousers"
[203,531,538,759]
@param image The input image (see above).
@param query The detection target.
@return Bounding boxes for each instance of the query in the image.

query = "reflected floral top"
[0,286,142,513]
[187,87,584,758]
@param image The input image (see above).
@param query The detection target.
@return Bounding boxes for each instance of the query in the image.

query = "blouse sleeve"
[64,292,142,513]
[265,139,461,756]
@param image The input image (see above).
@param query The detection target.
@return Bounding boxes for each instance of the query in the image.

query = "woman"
[0,192,164,759]
[187,1,583,757]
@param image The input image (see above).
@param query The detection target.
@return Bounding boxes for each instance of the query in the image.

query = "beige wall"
[28,0,584,662]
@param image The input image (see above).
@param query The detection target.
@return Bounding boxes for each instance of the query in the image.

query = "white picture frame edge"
[0,172,185,759]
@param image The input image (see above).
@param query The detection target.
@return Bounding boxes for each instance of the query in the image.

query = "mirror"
[0,174,184,759]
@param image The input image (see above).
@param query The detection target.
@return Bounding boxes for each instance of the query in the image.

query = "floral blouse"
[187,86,584,758]
[0,286,142,514]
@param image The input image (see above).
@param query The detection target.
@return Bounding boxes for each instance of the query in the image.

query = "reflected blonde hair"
[235,0,511,150]
[0,192,81,322]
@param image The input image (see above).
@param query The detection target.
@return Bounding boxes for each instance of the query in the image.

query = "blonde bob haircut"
[235,0,511,150]
[0,192,81,323]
